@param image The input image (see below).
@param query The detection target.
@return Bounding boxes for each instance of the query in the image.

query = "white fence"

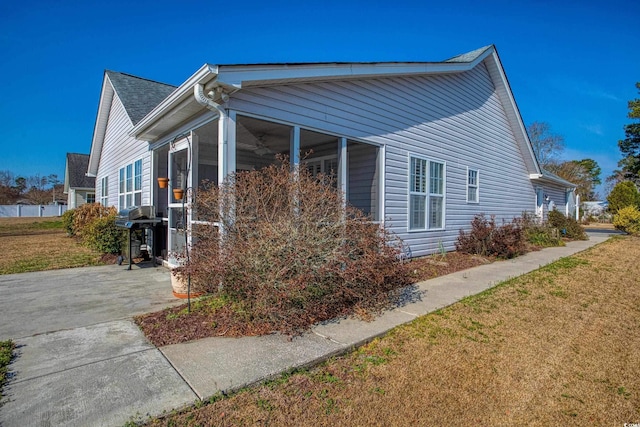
[0,204,67,218]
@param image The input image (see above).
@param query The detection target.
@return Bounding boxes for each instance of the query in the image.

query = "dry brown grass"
[0,217,104,274]
[148,236,640,426]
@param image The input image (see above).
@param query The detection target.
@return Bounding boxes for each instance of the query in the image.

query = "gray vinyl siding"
[228,60,536,257]
[542,182,569,219]
[347,142,379,220]
[95,93,151,209]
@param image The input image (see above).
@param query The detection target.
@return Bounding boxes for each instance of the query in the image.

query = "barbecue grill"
[115,206,161,270]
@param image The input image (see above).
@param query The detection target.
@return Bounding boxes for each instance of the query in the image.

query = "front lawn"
[0,217,105,274]
[145,236,640,426]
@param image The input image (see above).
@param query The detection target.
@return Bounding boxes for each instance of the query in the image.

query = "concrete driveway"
[0,264,180,340]
[0,264,195,427]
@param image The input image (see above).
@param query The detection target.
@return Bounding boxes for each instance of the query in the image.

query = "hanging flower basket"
[173,188,185,201]
[157,177,169,189]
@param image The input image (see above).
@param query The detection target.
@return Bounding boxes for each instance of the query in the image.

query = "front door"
[167,138,191,265]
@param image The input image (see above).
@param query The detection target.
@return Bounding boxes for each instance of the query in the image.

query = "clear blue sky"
[1,0,638,197]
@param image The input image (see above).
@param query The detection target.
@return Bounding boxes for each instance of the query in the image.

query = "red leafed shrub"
[456,214,527,259]
[179,159,410,334]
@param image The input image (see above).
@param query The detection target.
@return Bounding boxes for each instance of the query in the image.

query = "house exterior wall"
[95,93,151,209]
[67,189,94,209]
[538,181,572,220]
[228,61,536,256]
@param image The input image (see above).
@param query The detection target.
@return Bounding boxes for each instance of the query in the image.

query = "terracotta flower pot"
[157,177,169,189]
[173,188,185,201]
[170,271,203,299]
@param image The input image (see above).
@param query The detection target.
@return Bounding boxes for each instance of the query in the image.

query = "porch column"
[217,109,236,185]
[338,137,347,204]
[227,110,236,176]
[290,126,300,171]
[217,109,228,185]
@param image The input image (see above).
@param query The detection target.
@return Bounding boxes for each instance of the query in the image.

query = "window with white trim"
[467,168,479,203]
[86,193,96,204]
[100,176,108,206]
[409,156,445,230]
[305,155,338,187]
[119,159,142,209]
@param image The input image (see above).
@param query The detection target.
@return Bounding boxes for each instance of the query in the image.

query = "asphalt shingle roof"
[67,153,95,189]
[444,45,493,63]
[105,71,177,125]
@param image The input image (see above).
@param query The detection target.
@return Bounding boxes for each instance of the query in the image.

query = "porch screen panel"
[347,141,380,220]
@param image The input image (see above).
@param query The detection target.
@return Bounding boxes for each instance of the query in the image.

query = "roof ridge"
[444,45,494,63]
[105,70,177,88]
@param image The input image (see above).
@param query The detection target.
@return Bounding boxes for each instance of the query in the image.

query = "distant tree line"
[609,82,640,187]
[527,121,601,201]
[0,171,63,205]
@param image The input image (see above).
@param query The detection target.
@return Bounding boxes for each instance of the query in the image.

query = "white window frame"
[304,154,338,177]
[86,193,96,204]
[100,176,108,207]
[467,168,479,203]
[119,159,142,209]
[409,155,446,231]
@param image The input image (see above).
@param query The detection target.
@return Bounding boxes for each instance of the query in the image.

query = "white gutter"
[194,83,230,186]
[130,64,217,138]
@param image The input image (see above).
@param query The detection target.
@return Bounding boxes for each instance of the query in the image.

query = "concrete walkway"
[0,232,616,426]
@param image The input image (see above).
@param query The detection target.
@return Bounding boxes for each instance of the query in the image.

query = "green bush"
[613,206,640,236]
[607,181,640,214]
[0,339,15,400]
[455,214,527,258]
[521,211,563,248]
[548,209,587,240]
[82,213,125,254]
[61,208,76,236]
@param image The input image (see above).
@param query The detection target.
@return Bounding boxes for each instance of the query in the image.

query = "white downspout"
[194,84,228,185]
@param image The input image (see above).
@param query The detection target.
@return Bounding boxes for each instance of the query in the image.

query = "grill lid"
[115,206,159,229]
[117,205,155,221]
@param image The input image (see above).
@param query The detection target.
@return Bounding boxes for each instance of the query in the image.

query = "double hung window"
[467,168,479,203]
[409,156,445,230]
[100,176,108,206]
[119,159,142,209]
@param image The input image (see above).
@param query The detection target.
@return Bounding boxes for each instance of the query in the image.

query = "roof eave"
[88,74,115,177]
[130,64,218,141]
[214,59,487,88]
[530,173,577,188]
[130,51,495,142]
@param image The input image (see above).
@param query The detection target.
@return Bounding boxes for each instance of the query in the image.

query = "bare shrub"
[456,214,527,259]
[180,159,410,334]
[72,203,116,237]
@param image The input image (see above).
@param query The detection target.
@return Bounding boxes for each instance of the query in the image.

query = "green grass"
[0,217,105,274]
[0,219,63,236]
[0,340,16,401]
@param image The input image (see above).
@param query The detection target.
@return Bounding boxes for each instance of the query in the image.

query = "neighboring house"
[87,45,576,264]
[64,153,96,208]
[582,201,607,219]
